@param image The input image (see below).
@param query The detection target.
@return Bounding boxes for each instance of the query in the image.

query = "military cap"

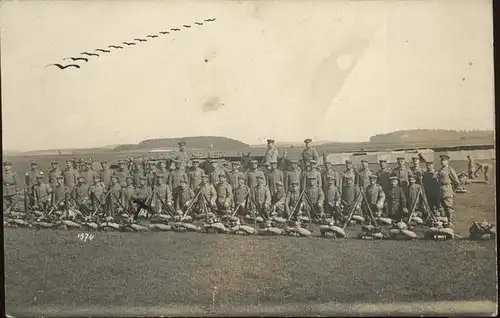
[250,159,258,164]
[291,180,300,184]
[307,175,316,179]
[37,174,44,179]
[361,159,368,163]
[276,181,283,186]
[326,175,335,180]
[426,160,434,164]
[101,160,108,164]
[231,161,240,165]
[126,176,133,180]
[309,160,317,165]
[237,175,245,181]
[174,159,182,164]
[209,159,217,163]
[111,175,119,179]
[51,161,58,164]
[65,159,72,163]
[409,174,416,180]
[289,159,298,164]
[389,176,398,180]
[369,174,378,179]
[201,173,209,178]
[3,161,12,166]
[178,141,186,146]
[93,174,101,179]
[118,160,125,164]
[378,159,387,163]
[256,174,264,179]
[85,161,92,165]
[191,159,199,163]
[56,175,64,179]
[440,154,450,160]
[140,176,147,180]
[269,160,278,164]
[397,157,405,160]
[304,138,312,143]
[345,160,352,164]
[267,139,275,143]
[30,161,38,165]
[180,179,188,183]
[77,176,85,180]
[411,156,420,160]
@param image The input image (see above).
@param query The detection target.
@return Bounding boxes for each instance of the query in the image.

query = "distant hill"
[135,136,251,151]
[370,129,494,144]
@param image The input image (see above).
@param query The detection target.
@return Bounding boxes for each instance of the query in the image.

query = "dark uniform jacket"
[63,168,79,189]
[376,167,392,193]
[226,170,245,190]
[187,167,204,191]
[356,168,373,191]
[387,186,407,217]
[48,169,63,187]
[266,169,284,196]
[245,169,266,188]
[100,168,113,188]
[3,171,18,196]
[175,188,195,210]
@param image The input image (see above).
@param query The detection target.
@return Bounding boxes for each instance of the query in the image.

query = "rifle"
[341,189,363,231]
[70,193,91,216]
[90,189,112,217]
[47,188,69,216]
[301,190,322,224]
[132,190,156,220]
[406,188,422,224]
[360,190,379,228]
[231,190,250,218]
[287,187,306,222]
[182,187,203,219]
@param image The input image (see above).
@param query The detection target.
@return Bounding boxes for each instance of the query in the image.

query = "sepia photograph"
[1,0,497,316]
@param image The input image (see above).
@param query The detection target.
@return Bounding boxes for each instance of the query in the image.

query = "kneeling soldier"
[271,181,286,217]
[387,176,408,222]
[52,175,69,210]
[341,177,361,218]
[215,174,233,215]
[250,175,271,218]
[175,179,195,214]
[153,175,173,214]
[33,174,52,211]
[233,176,250,217]
[197,174,217,214]
[284,180,302,218]
[324,175,341,218]
[364,174,385,218]
[304,176,324,218]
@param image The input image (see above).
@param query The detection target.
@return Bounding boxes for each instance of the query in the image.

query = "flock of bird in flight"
[46,18,216,70]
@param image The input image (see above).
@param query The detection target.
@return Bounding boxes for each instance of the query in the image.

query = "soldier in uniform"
[195,174,217,214]
[72,176,91,213]
[284,159,301,192]
[245,160,266,188]
[175,179,195,213]
[301,160,321,190]
[107,175,123,216]
[215,174,233,215]
[438,154,460,226]
[152,174,174,214]
[340,176,361,220]
[423,161,441,216]
[114,160,130,187]
[99,161,113,188]
[26,161,43,204]
[144,161,156,188]
[391,157,412,196]
[410,156,424,185]
[226,161,245,191]
[376,159,392,197]
[207,159,226,185]
[250,175,271,218]
[407,174,423,215]
[3,161,19,209]
[132,161,145,186]
[79,161,99,186]
[474,162,492,183]
[284,180,303,218]
[48,161,62,188]
[33,174,52,211]
[176,141,190,168]
[233,175,250,217]
[321,161,340,193]
[266,160,284,196]
[221,160,232,174]
[270,181,286,216]
[169,160,188,197]
[89,175,106,211]
[154,161,170,187]
[304,176,324,218]
[187,159,204,191]
[356,159,373,191]
[264,139,280,164]
[301,138,319,167]
[133,177,153,214]
[387,176,408,221]
[364,174,385,218]
[323,175,341,218]
[122,176,136,214]
[340,160,357,194]
[52,175,69,211]
[63,159,79,189]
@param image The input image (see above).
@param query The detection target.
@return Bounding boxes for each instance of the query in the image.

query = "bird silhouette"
[205,18,216,22]
[95,48,111,53]
[134,38,147,42]
[109,45,123,49]
[81,52,99,57]
[171,28,181,31]
[183,25,191,28]
[64,57,88,62]
[46,63,81,69]
[122,42,136,45]
[159,31,170,34]
[146,35,158,38]
[194,22,204,25]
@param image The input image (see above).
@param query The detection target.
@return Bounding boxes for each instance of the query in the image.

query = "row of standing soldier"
[3,139,461,225]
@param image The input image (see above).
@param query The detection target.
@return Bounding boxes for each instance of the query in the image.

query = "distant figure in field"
[466,155,475,179]
[474,162,492,183]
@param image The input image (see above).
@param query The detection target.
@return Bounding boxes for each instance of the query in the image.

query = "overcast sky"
[1,0,494,151]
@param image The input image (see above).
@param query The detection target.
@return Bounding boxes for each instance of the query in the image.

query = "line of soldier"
[3,139,462,225]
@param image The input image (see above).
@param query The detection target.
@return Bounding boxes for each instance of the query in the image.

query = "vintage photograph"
[1,0,497,316]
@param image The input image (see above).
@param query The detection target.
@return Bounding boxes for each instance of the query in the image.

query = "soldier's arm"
[210,185,217,204]
[449,167,460,186]
[264,188,271,206]
[226,184,233,203]
[377,187,386,205]
[313,149,319,161]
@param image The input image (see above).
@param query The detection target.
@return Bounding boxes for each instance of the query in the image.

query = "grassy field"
[3,157,497,316]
